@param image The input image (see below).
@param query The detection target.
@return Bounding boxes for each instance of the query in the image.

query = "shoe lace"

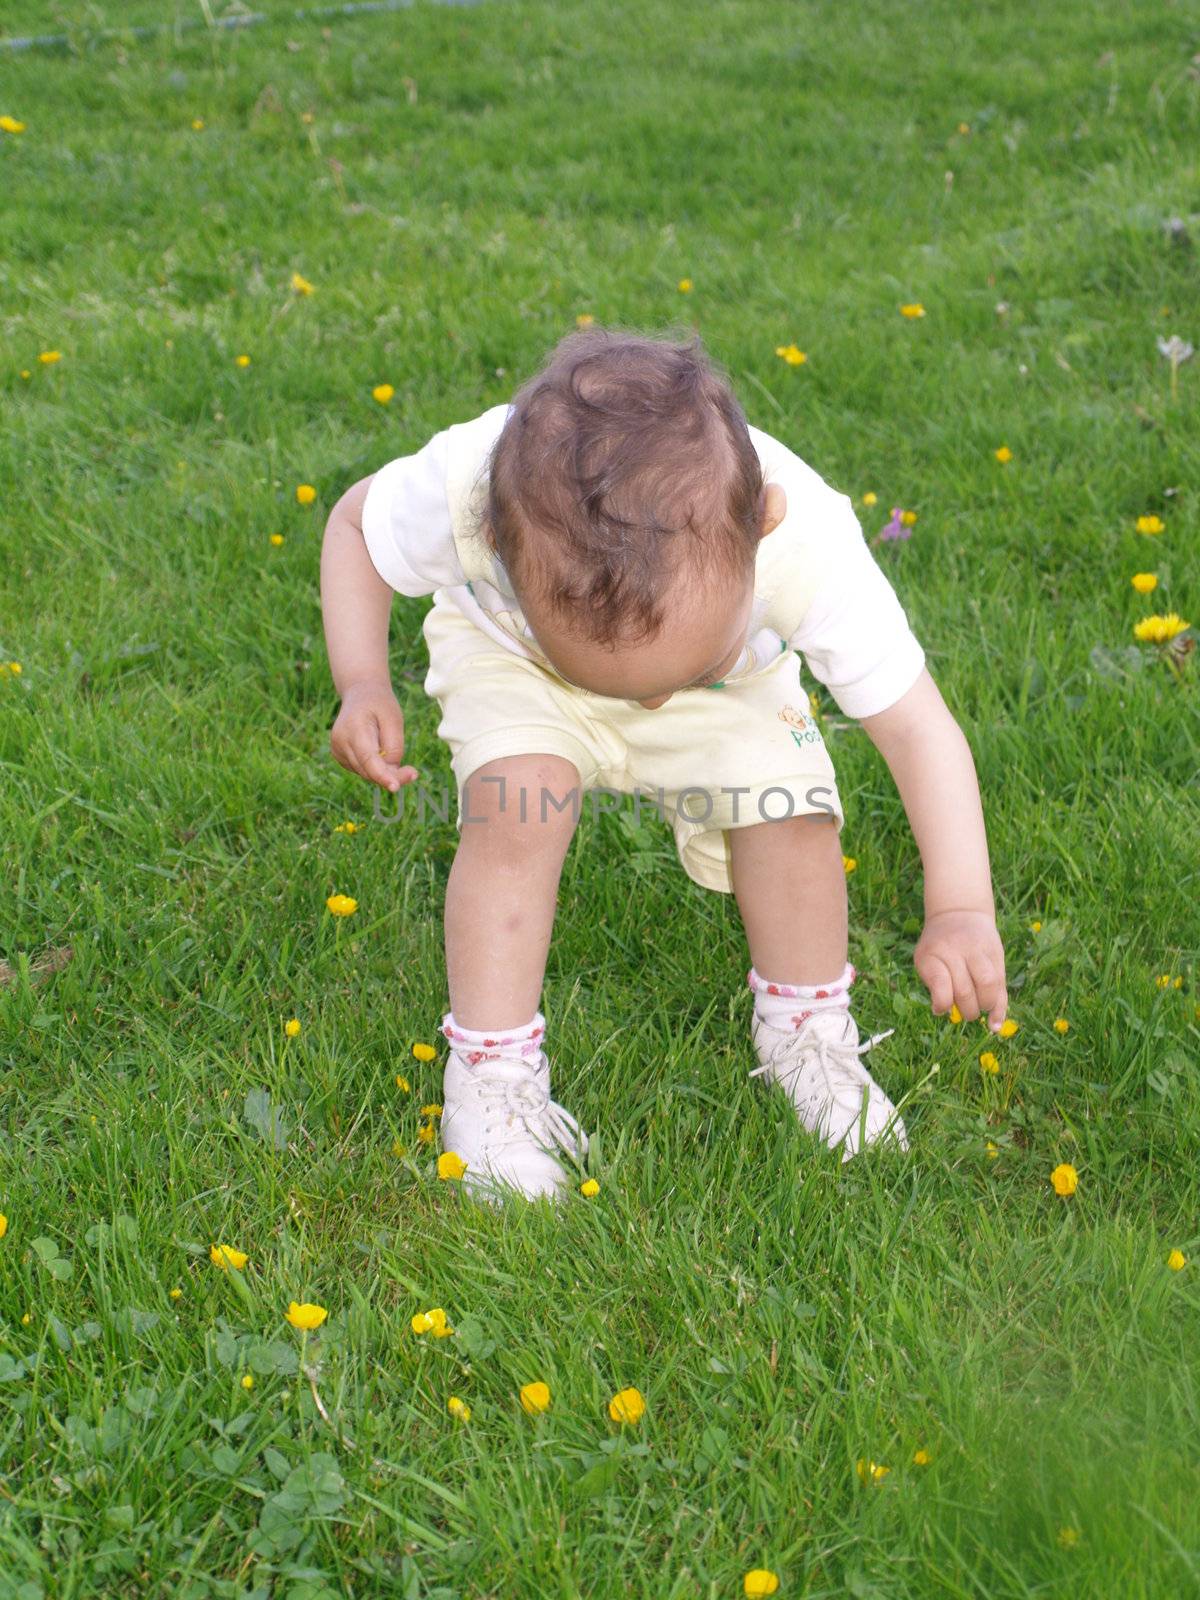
[749,1023,895,1117]
[466,1056,588,1159]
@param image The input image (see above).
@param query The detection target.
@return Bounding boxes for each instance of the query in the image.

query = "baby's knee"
[458,754,582,856]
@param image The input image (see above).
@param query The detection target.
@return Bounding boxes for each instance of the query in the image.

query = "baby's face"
[527,570,755,710]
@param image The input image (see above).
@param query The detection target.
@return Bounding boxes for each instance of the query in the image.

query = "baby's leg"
[729,813,847,984]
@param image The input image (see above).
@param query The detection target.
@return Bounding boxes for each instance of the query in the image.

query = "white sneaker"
[440,1046,589,1201]
[750,1006,908,1161]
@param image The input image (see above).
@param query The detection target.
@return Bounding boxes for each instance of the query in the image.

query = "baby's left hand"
[914,909,1008,1031]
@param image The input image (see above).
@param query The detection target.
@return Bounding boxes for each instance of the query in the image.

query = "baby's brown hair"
[484,326,765,645]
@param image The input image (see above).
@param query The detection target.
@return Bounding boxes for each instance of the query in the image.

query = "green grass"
[2,0,1199,1594]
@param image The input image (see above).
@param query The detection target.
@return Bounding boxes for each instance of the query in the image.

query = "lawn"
[1,0,1199,1595]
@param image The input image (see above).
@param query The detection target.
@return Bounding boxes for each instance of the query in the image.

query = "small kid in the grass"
[320,328,1008,1200]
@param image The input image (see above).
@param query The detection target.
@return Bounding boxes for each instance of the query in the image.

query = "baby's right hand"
[330,680,417,792]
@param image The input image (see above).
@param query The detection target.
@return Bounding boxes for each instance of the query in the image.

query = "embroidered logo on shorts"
[778,703,822,747]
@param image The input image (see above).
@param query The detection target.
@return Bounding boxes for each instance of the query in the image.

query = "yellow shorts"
[421,593,844,894]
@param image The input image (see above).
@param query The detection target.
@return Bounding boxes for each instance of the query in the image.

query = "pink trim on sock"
[441,1011,545,1061]
[747,963,855,1000]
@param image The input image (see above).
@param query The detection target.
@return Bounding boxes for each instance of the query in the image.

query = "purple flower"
[877,506,910,543]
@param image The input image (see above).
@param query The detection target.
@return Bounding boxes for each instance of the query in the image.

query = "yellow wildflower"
[391,1139,407,1158]
[0,1214,7,1240]
[325,893,357,916]
[169,1287,182,1300]
[900,510,917,526]
[1131,573,1158,594]
[994,445,1013,463]
[241,1373,255,1390]
[842,856,857,874]
[21,1313,31,1326]
[437,1151,467,1181]
[412,1042,436,1062]
[678,278,693,293]
[411,1307,450,1336]
[0,115,27,134]
[1155,974,1172,989]
[913,1448,932,1466]
[949,1003,963,1024]
[580,1178,600,1197]
[269,533,284,547]
[19,370,30,379]
[333,820,358,833]
[191,118,205,131]
[1133,613,1189,643]
[775,343,806,365]
[1050,1163,1078,1198]
[520,1381,551,1415]
[1053,1018,1070,1034]
[985,1140,999,1160]
[6,663,20,674]
[1030,921,1042,933]
[1167,1249,1186,1271]
[291,272,314,295]
[743,1573,779,1598]
[417,1121,435,1144]
[957,121,970,134]
[210,1244,248,1271]
[301,111,315,124]
[420,1103,443,1118]
[447,1395,471,1421]
[235,354,251,368]
[39,351,61,364]
[998,1018,1018,1038]
[285,1301,328,1331]
[862,491,878,506]
[395,1075,410,1092]
[608,1386,646,1424]
[1135,514,1164,535]
[284,1018,301,1037]
[899,303,926,318]
[856,1458,890,1483]
[979,1051,999,1074]
[576,313,594,328]
[372,383,395,404]
[1057,1527,1080,1549]
[296,483,317,505]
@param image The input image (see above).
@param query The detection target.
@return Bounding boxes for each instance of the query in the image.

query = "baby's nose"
[636,694,672,710]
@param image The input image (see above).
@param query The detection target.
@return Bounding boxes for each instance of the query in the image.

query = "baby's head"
[484,327,783,707]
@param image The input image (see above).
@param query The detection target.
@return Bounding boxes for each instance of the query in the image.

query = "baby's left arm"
[860,669,1008,1032]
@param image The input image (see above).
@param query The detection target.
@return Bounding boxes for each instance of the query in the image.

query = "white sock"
[747,962,855,1031]
[440,1010,545,1067]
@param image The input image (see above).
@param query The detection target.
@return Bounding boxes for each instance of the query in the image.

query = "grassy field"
[2,0,1199,1594]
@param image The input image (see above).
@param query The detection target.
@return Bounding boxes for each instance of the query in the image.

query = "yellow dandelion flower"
[391,1139,407,1158]
[842,856,857,874]
[775,343,806,365]
[285,1301,328,1331]
[862,491,878,506]
[39,351,61,364]
[1057,1527,1080,1549]
[210,1244,248,1271]
[325,893,357,916]
[411,1307,450,1335]
[19,370,30,379]
[994,445,1013,463]
[417,1121,435,1144]
[437,1150,467,1181]
[900,509,918,526]
[1155,974,1173,989]
[743,1573,780,1598]
[235,354,251,367]
[296,483,317,505]
[21,1313,31,1326]
[949,1003,963,1024]
[7,663,20,674]
[979,1051,999,1074]
[985,1140,999,1159]
[0,1214,7,1240]
[412,1042,436,1062]
[1050,1163,1078,1198]
[420,1103,443,1118]
[241,1373,255,1390]
[1135,514,1164,535]
[447,1395,471,1421]
[333,820,359,833]
[1031,920,1042,932]
[1134,613,1189,643]
[191,118,205,131]
[0,115,27,134]
[913,1448,932,1466]
[372,383,395,404]
[678,278,693,293]
[899,303,926,319]
[1053,1017,1070,1034]
[608,1386,646,1424]
[1131,573,1158,594]
[580,1177,600,1197]
[998,1018,1018,1038]
[520,1381,551,1415]
[291,272,314,295]
[1167,1248,1186,1271]
[284,1018,301,1038]
[395,1075,410,1092]
[269,533,284,547]
[1174,976,1184,989]
[576,313,595,328]
[856,1458,890,1483]
[169,1286,182,1300]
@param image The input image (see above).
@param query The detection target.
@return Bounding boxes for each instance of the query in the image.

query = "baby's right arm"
[320,474,415,793]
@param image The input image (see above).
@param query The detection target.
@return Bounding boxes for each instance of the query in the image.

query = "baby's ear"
[758,481,787,539]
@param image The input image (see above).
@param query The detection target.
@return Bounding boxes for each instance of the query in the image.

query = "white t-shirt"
[362,406,925,719]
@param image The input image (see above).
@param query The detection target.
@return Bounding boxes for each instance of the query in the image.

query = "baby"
[320,328,1008,1200]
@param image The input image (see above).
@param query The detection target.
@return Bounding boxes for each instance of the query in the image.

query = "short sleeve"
[360,429,465,596]
[788,501,926,719]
